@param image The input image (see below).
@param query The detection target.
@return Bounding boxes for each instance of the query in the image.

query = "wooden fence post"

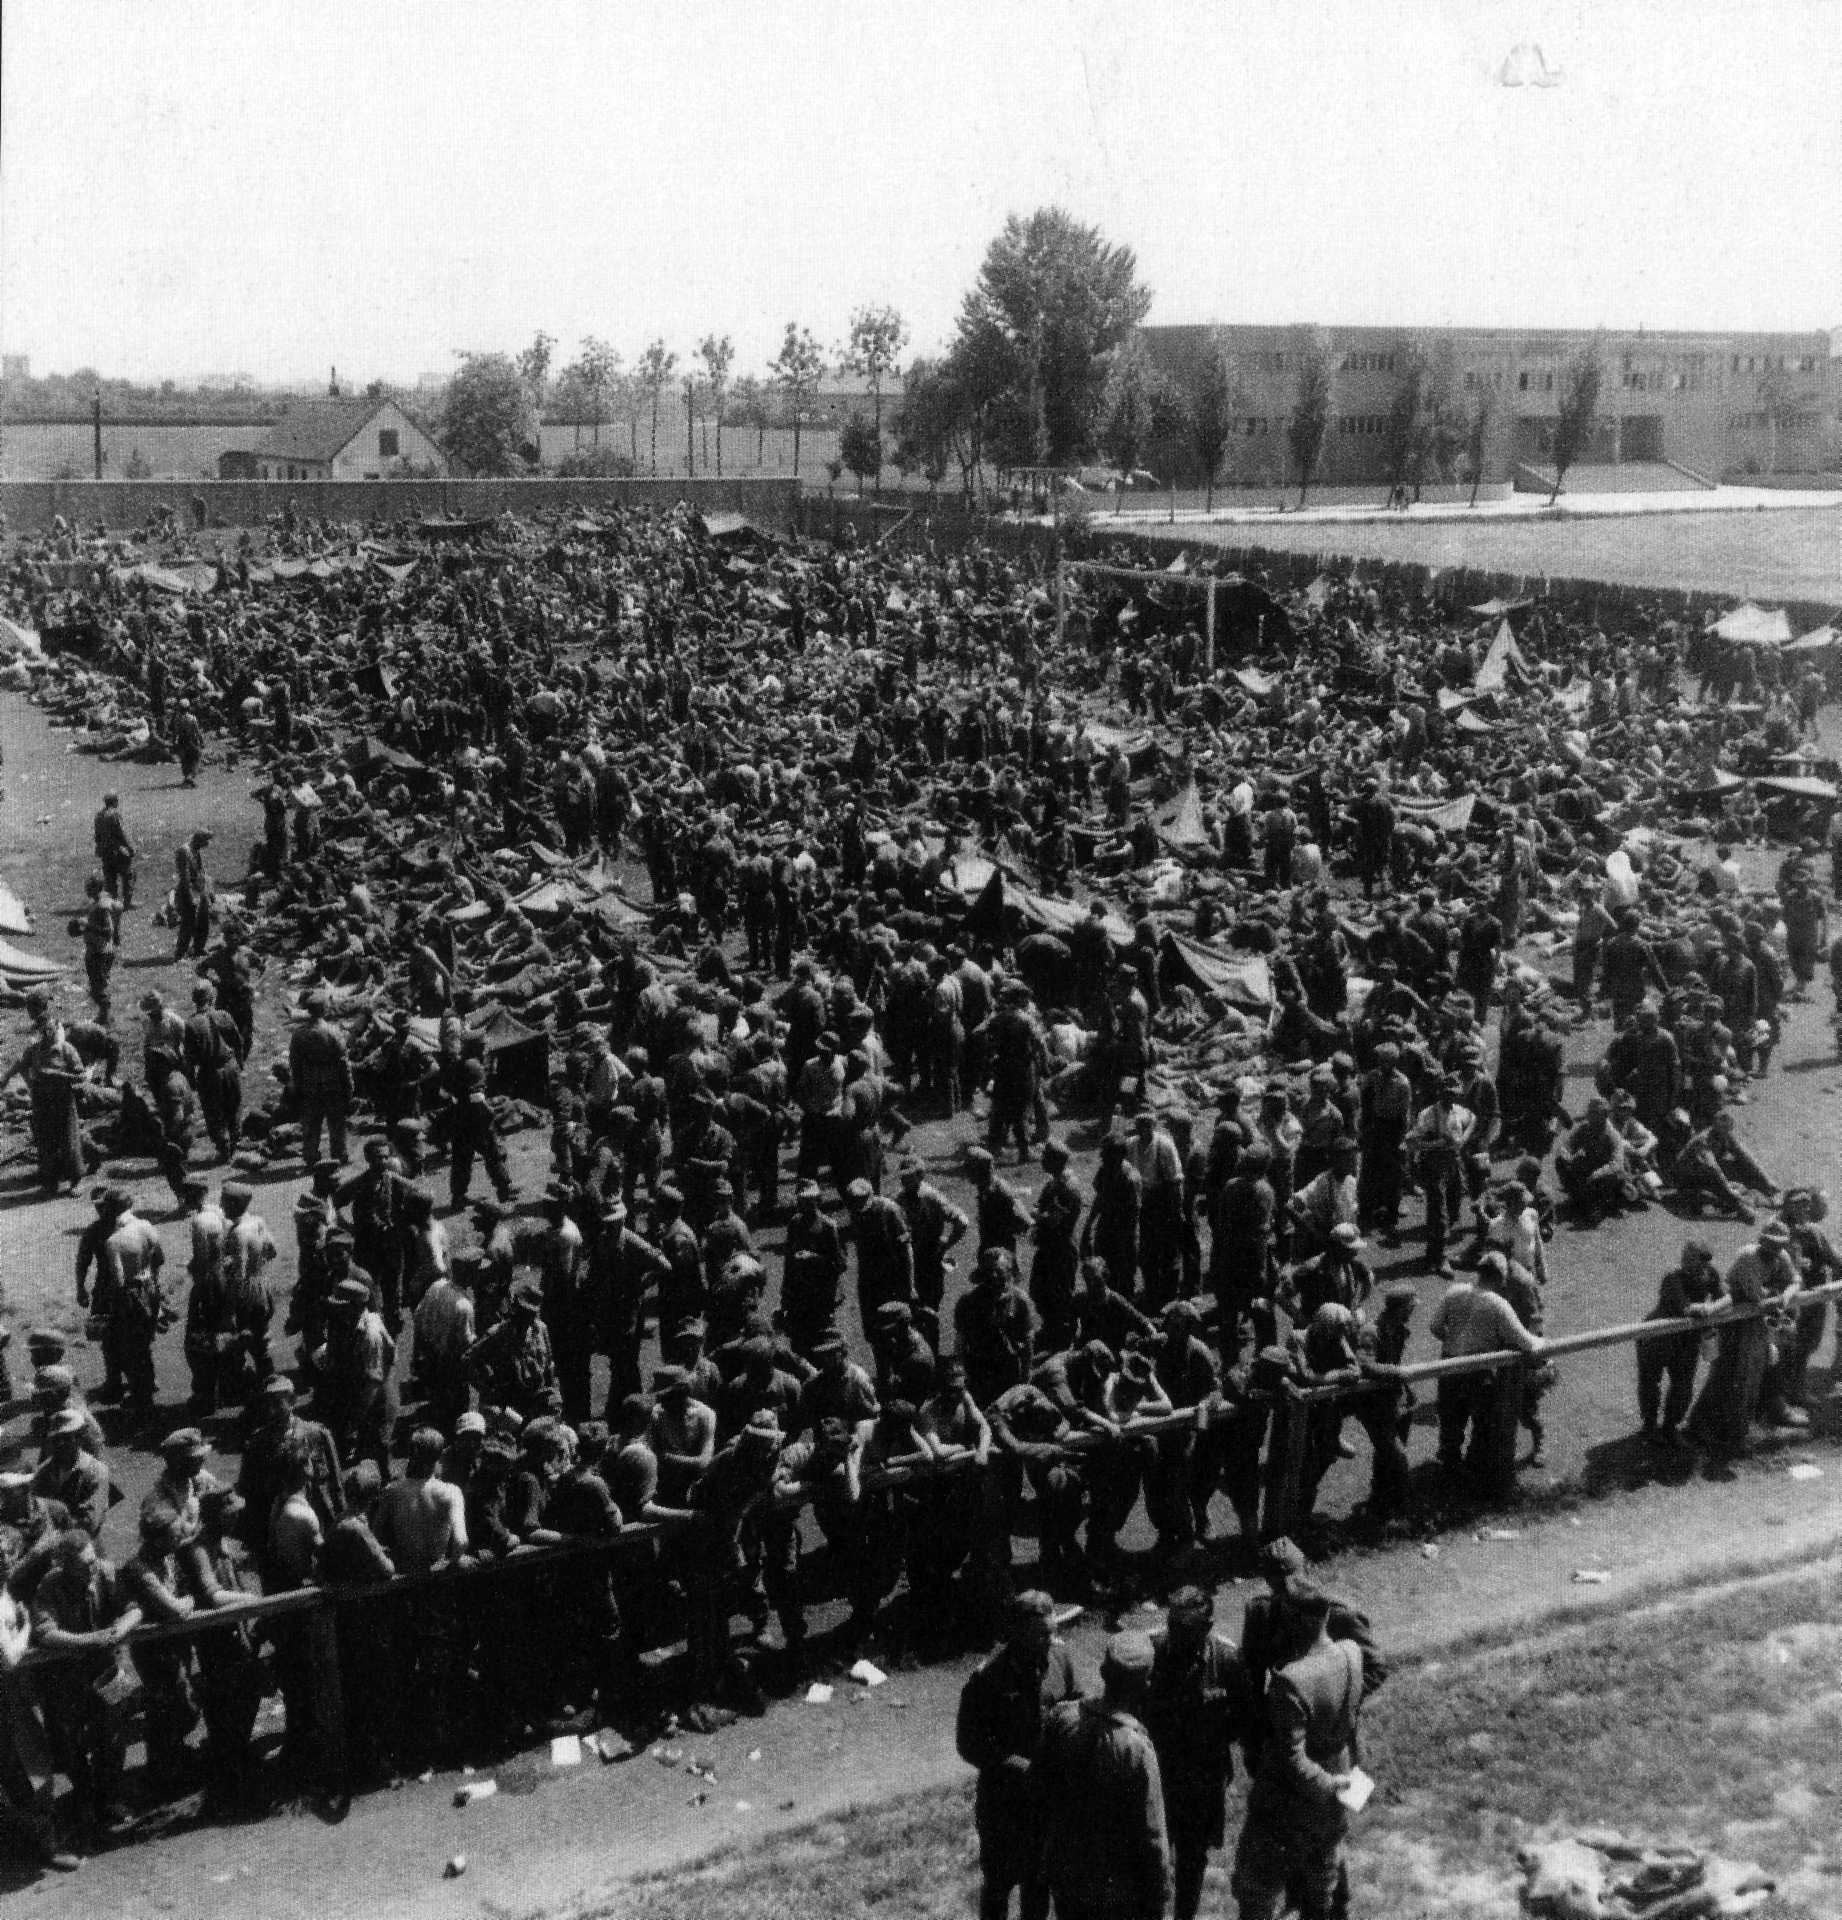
[1204,577,1217,675]
[1260,1387,1310,1541]
[305,1600,348,1805]
[1474,1360,1524,1500]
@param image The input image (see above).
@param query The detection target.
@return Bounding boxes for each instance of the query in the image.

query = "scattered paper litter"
[1787,1462,1823,1481]
[454,1779,498,1806]
[1419,1543,1441,1559]
[1337,1766,1375,1812]
[1571,1569,1612,1585]
[734,1800,753,1812]
[804,1682,835,1704]
[551,1735,583,1768]
[746,1748,762,1763]
[1479,1528,1522,1541]
[444,1855,467,1879]
[848,1659,888,1688]
[654,1745,686,1769]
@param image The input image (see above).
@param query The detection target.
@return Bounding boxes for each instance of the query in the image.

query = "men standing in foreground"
[1232,1581,1367,1920]
[956,1590,1083,1920]
[1037,1631,1170,1920]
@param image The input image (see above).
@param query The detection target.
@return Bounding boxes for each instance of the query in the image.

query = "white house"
[255,396,446,481]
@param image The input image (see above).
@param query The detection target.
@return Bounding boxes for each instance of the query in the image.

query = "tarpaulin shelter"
[120,561,217,597]
[1475,619,1531,692]
[0,616,43,659]
[0,881,34,937]
[342,733,423,775]
[1082,719,1160,775]
[0,937,63,989]
[1752,774,1838,802]
[416,518,495,540]
[1213,576,1294,654]
[1711,603,1792,646]
[1233,667,1279,699]
[964,868,1133,948]
[1158,784,1213,850]
[1785,623,1840,654]
[696,511,779,548]
[1469,597,1533,619]
[1158,930,1274,1011]
[1302,575,1334,612]
[1393,792,1478,832]
[471,1006,550,1102]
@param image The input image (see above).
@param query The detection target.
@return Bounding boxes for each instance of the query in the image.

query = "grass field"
[1179,505,1842,605]
[611,1567,1842,1920]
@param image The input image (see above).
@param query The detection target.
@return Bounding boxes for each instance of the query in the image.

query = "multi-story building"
[1139,323,1840,489]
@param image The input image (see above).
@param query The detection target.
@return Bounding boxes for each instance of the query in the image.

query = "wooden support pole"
[1056,558,1067,647]
[305,1603,348,1806]
[1204,576,1217,675]
[1474,1360,1525,1500]
[1260,1385,1310,1541]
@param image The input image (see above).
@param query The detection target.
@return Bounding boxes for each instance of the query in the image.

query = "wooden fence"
[17,1274,1839,1810]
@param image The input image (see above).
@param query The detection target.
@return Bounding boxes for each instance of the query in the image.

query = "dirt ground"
[1,680,1841,1914]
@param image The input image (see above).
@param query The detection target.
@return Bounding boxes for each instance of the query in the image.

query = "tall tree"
[698,334,734,476]
[636,340,677,476]
[840,413,881,497]
[1188,331,1240,510]
[1549,341,1604,503]
[770,323,824,477]
[1464,381,1497,507]
[576,337,619,448]
[1098,335,1172,478]
[956,207,1152,465]
[517,331,555,461]
[441,352,535,476]
[731,373,770,464]
[1384,345,1431,500]
[1288,328,1334,506]
[845,304,908,486]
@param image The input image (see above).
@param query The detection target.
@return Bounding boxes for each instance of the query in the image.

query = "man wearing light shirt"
[1130,1110,1186,1309]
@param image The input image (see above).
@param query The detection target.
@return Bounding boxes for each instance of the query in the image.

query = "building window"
[378,429,399,456]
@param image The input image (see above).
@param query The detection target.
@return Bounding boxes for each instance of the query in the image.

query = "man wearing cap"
[1146,1587,1251,1920]
[1284,1222,1375,1324]
[956,1589,1083,1920]
[151,1427,221,1548]
[648,1367,717,1506]
[533,1187,592,1425]
[1239,1541,1384,1768]
[32,1413,109,1538]
[236,1379,345,1571]
[689,1408,804,1680]
[338,1138,410,1327]
[897,1156,968,1352]
[317,1275,397,1474]
[93,791,135,910]
[847,1177,914,1331]
[1408,1073,1477,1275]
[1129,1109,1186,1311]
[1231,1581,1367,1920]
[780,1180,847,1353]
[1689,1222,1803,1458]
[1037,1631,1170,1920]
[466,1279,559,1426]
[290,993,353,1168]
[987,981,1046,1164]
[1027,1141,1084,1355]
[184,981,244,1161]
[449,1055,514,1213]
[172,829,215,962]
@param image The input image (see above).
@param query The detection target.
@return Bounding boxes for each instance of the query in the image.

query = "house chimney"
[329,366,341,398]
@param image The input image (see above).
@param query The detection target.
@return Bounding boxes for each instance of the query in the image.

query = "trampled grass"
[601,1568,1842,1920]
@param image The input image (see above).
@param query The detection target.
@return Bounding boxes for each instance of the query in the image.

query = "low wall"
[0,475,803,536]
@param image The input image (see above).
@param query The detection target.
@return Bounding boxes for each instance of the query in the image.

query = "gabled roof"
[257,396,433,465]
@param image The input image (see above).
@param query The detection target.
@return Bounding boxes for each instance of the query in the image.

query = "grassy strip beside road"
[614,1567,1842,1920]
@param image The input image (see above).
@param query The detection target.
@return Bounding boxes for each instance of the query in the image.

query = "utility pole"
[685,379,696,477]
[93,391,103,480]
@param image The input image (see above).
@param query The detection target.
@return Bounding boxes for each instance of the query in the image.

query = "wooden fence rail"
[16,1275,1838,1806]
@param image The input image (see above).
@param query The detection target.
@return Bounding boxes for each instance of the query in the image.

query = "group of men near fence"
[0,500,1838,1889]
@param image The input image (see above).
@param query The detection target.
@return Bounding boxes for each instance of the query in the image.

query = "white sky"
[3,0,1838,386]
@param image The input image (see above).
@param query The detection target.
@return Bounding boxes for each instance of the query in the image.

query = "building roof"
[257,396,435,465]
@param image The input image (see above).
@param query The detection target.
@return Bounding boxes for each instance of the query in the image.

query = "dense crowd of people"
[0,497,1836,1887]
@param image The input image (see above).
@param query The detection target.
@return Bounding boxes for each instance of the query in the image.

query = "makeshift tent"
[1393,792,1478,832]
[1469,597,1532,619]
[415,518,494,540]
[1158,931,1274,1011]
[1674,767,1746,797]
[341,733,423,775]
[1302,574,1334,612]
[1083,719,1159,774]
[0,938,63,988]
[1158,784,1213,850]
[964,868,1133,947]
[1475,619,1531,692]
[0,881,33,937]
[0,616,44,659]
[120,561,217,597]
[1233,666,1279,699]
[1214,576,1294,653]
[1711,603,1792,646]
[1751,775,1838,802]
[1785,624,1840,654]
[471,1005,550,1102]
[697,511,779,548]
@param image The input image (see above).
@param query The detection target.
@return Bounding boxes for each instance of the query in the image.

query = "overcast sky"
[4,0,1838,386]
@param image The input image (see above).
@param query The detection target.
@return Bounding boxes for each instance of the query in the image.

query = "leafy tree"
[1384,346,1431,499]
[1098,335,1173,478]
[1757,369,1817,474]
[771,323,826,477]
[517,331,555,430]
[840,412,882,496]
[824,453,844,499]
[845,304,908,485]
[572,336,619,448]
[731,374,771,464]
[1549,341,1604,503]
[1187,331,1240,510]
[636,340,678,475]
[442,352,535,475]
[1288,328,1334,505]
[955,207,1152,465]
[698,334,735,476]
[1465,381,1496,507]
